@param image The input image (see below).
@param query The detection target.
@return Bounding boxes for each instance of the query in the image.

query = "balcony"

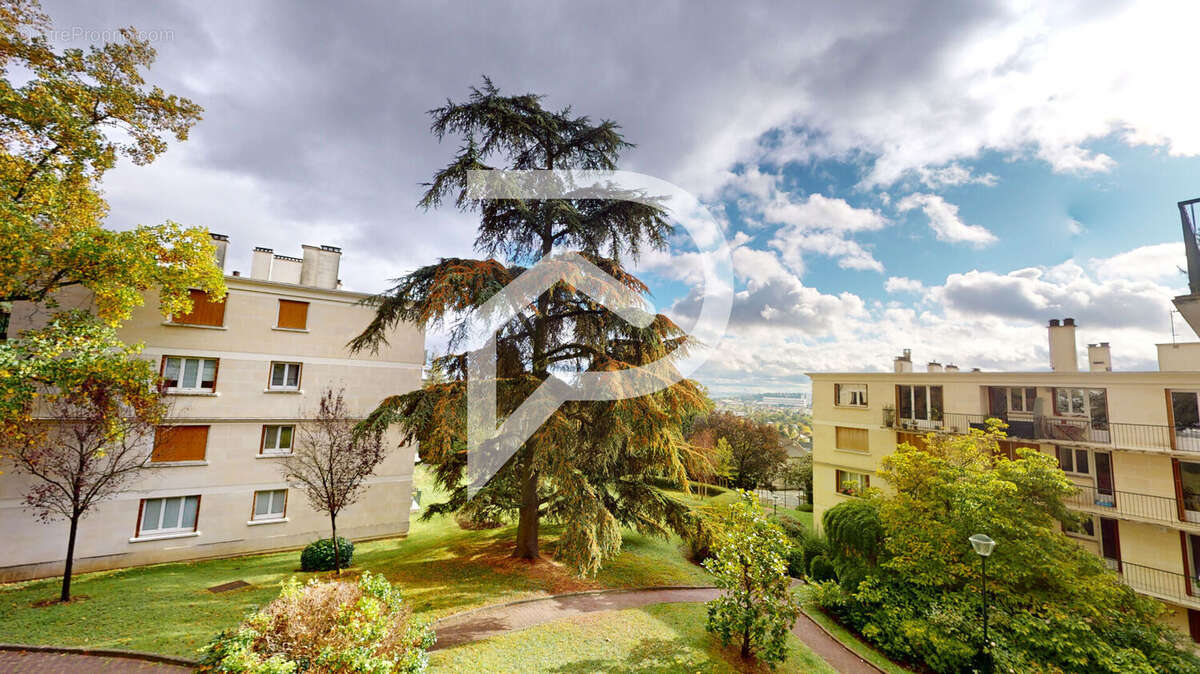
[1063,484,1184,527]
[1119,561,1200,610]
[882,408,1196,454]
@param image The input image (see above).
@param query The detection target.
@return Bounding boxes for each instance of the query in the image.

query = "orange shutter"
[277,300,309,329]
[174,290,226,326]
[1175,459,1187,521]
[835,426,869,451]
[1168,389,1178,450]
[152,425,209,462]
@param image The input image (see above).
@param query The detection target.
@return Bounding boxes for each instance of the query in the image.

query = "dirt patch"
[32,595,89,608]
[464,540,600,594]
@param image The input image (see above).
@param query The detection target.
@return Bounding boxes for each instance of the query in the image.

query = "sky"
[40,0,1200,395]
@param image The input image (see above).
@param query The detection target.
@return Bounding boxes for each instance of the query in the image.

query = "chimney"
[250,247,273,280]
[209,233,229,272]
[927,361,943,373]
[945,364,959,373]
[1049,318,1078,372]
[1088,342,1112,372]
[894,348,913,373]
[301,244,342,290]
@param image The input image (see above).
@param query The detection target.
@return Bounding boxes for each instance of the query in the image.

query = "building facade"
[810,318,1200,641]
[0,236,424,582]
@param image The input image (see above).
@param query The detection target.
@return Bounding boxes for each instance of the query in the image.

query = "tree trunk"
[741,626,751,660]
[330,513,340,575]
[61,514,79,602]
[513,453,540,559]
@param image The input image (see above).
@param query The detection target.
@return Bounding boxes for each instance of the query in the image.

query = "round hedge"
[300,536,354,572]
[807,554,838,583]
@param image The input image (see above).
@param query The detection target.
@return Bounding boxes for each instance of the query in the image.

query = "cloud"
[885,276,925,294]
[1089,242,1186,284]
[761,194,887,273]
[912,163,998,189]
[896,193,997,246]
[1066,218,1085,235]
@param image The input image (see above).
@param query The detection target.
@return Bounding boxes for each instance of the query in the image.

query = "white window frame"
[251,489,287,521]
[836,383,868,408]
[163,356,218,393]
[261,425,295,455]
[269,362,302,390]
[1063,513,1097,540]
[835,469,870,497]
[1007,387,1038,414]
[138,495,200,536]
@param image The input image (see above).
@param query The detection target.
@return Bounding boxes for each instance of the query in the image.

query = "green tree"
[0,0,222,338]
[689,411,787,489]
[812,424,1200,673]
[704,491,801,666]
[351,79,709,573]
[779,453,813,505]
[0,311,165,601]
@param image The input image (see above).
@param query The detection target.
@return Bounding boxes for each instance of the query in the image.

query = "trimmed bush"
[199,571,434,673]
[808,554,837,582]
[300,537,354,572]
[786,545,806,578]
[796,503,813,512]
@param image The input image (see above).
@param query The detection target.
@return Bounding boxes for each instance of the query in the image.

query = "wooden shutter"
[174,289,226,326]
[152,425,209,462]
[277,300,309,329]
[1189,609,1200,644]
[1184,531,1194,598]
[835,426,869,451]
[1168,389,1178,450]
[1176,459,1188,521]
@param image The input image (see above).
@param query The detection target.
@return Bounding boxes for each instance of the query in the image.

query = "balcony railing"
[1119,561,1200,608]
[882,409,1197,453]
[1063,484,1183,526]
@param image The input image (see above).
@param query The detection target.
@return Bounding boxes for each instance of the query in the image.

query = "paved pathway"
[433,587,885,674]
[0,649,193,673]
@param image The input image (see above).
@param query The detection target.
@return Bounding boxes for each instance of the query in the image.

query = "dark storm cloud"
[38,0,1011,291]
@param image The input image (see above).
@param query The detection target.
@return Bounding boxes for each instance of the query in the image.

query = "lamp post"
[969,534,996,673]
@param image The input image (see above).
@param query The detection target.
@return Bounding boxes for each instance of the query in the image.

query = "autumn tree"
[779,453,813,505]
[812,424,1200,673]
[0,311,164,601]
[0,0,223,338]
[352,79,710,573]
[704,492,801,666]
[283,388,388,574]
[688,411,787,489]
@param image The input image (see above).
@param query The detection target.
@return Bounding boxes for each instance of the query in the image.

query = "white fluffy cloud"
[896,193,998,246]
[761,194,888,273]
[683,239,1193,394]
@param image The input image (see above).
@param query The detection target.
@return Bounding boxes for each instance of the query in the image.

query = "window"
[261,425,295,455]
[1054,387,1108,420]
[172,289,226,327]
[161,356,218,392]
[835,426,869,451]
[151,425,209,462]
[252,489,287,521]
[1063,514,1095,538]
[835,383,868,407]
[1177,460,1200,523]
[277,300,309,330]
[1007,387,1038,413]
[138,495,200,536]
[1172,391,1200,452]
[269,362,302,390]
[835,470,870,496]
[896,385,943,423]
[1056,446,1091,475]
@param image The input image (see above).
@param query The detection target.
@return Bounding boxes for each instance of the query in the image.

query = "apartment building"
[0,235,424,582]
[809,315,1200,640]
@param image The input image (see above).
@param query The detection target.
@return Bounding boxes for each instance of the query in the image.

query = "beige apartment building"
[809,313,1200,641]
[0,235,424,582]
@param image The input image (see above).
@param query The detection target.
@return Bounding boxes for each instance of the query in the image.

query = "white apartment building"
[0,235,424,581]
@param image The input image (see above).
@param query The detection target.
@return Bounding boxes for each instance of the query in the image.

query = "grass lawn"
[0,469,712,658]
[431,601,837,673]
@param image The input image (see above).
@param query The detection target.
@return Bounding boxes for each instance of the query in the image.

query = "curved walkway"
[0,648,193,673]
[433,587,885,674]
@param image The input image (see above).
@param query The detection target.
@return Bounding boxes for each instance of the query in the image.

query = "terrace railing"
[882,409,1194,453]
[1119,561,1200,608]
[1063,484,1182,526]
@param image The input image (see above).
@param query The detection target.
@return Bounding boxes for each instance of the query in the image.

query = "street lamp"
[969,534,996,673]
